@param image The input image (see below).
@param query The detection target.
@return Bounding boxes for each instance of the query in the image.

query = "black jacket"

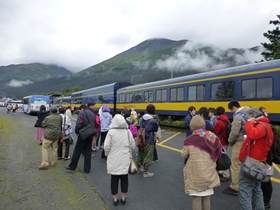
[37,111,49,128]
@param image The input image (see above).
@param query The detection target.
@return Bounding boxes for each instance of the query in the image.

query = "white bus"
[22,95,50,114]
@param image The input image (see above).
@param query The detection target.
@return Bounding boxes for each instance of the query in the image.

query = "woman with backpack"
[214,106,231,182]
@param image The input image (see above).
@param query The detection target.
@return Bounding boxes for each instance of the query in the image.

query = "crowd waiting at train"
[35,99,274,209]
[182,101,273,210]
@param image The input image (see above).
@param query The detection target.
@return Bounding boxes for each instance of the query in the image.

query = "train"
[53,59,280,123]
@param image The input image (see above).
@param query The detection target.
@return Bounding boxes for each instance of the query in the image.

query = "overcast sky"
[0,0,279,72]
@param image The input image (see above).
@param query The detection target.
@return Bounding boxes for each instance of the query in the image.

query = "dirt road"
[0,109,108,210]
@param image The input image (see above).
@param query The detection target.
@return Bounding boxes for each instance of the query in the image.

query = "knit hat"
[190,115,205,132]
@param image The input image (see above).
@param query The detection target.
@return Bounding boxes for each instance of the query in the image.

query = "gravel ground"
[0,109,108,210]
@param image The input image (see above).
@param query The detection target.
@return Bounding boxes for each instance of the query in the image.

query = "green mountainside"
[0,38,260,98]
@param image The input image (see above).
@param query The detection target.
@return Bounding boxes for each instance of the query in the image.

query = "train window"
[188,85,205,100]
[156,89,167,101]
[126,93,133,102]
[119,94,126,103]
[134,92,142,102]
[242,77,273,99]
[211,81,234,100]
[144,91,153,102]
[257,77,272,98]
[170,87,184,101]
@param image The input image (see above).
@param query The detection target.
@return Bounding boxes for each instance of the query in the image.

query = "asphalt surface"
[2,108,280,210]
[74,122,280,210]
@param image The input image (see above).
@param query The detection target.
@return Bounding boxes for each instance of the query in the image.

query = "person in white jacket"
[57,108,72,160]
[104,114,135,206]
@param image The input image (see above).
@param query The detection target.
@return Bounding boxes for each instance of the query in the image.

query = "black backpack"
[260,122,280,164]
[269,124,280,164]
[219,120,232,143]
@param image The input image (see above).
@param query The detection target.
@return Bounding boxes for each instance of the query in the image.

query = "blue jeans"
[239,163,265,210]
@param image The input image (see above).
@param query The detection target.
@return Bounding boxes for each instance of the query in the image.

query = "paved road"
[72,124,280,210]
[8,109,280,209]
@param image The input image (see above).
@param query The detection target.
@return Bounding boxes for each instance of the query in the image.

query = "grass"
[161,119,185,127]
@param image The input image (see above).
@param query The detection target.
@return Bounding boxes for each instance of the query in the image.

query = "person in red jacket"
[238,108,273,210]
[214,106,230,182]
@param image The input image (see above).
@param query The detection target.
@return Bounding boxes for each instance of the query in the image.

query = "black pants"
[261,159,273,205]
[57,138,70,158]
[111,174,128,195]
[153,142,158,161]
[68,135,92,173]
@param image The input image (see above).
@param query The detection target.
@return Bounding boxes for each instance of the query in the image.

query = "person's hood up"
[101,111,111,118]
[142,114,153,121]
[109,114,128,129]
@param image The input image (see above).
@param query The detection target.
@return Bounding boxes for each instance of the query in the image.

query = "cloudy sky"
[0,0,279,72]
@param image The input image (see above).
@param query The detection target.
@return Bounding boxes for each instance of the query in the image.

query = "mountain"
[0,38,263,98]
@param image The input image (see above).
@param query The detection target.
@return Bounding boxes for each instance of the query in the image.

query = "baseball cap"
[50,106,58,113]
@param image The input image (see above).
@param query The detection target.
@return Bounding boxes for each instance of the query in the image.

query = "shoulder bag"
[79,111,96,141]
[242,123,274,182]
[216,148,232,171]
[127,130,138,175]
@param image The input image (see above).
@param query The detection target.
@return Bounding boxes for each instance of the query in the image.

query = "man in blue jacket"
[184,106,196,137]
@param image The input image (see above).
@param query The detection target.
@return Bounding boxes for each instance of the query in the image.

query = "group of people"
[6,103,18,114]
[34,99,274,209]
[182,101,274,210]
[36,101,160,206]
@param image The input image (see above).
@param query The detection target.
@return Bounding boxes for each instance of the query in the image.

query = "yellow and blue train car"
[70,82,131,112]
[116,59,280,123]
[52,96,71,108]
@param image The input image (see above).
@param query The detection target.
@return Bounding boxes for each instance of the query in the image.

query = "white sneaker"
[143,172,154,178]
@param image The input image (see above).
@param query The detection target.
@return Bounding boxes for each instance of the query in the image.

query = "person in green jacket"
[38,106,62,170]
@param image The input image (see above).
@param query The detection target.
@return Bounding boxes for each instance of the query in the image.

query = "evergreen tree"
[261,15,280,60]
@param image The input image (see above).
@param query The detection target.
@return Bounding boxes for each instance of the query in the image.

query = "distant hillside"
[1,38,263,98]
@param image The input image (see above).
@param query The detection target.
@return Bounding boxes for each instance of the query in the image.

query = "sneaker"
[64,156,70,160]
[222,187,238,196]
[92,148,98,152]
[91,153,96,157]
[58,157,63,160]
[220,177,230,182]
[264,203,271,209]
[143,171,154,178]
[137,168,144,174]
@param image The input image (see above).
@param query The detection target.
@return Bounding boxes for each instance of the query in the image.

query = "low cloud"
[154,42,264,72]
[7,79,33,87]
